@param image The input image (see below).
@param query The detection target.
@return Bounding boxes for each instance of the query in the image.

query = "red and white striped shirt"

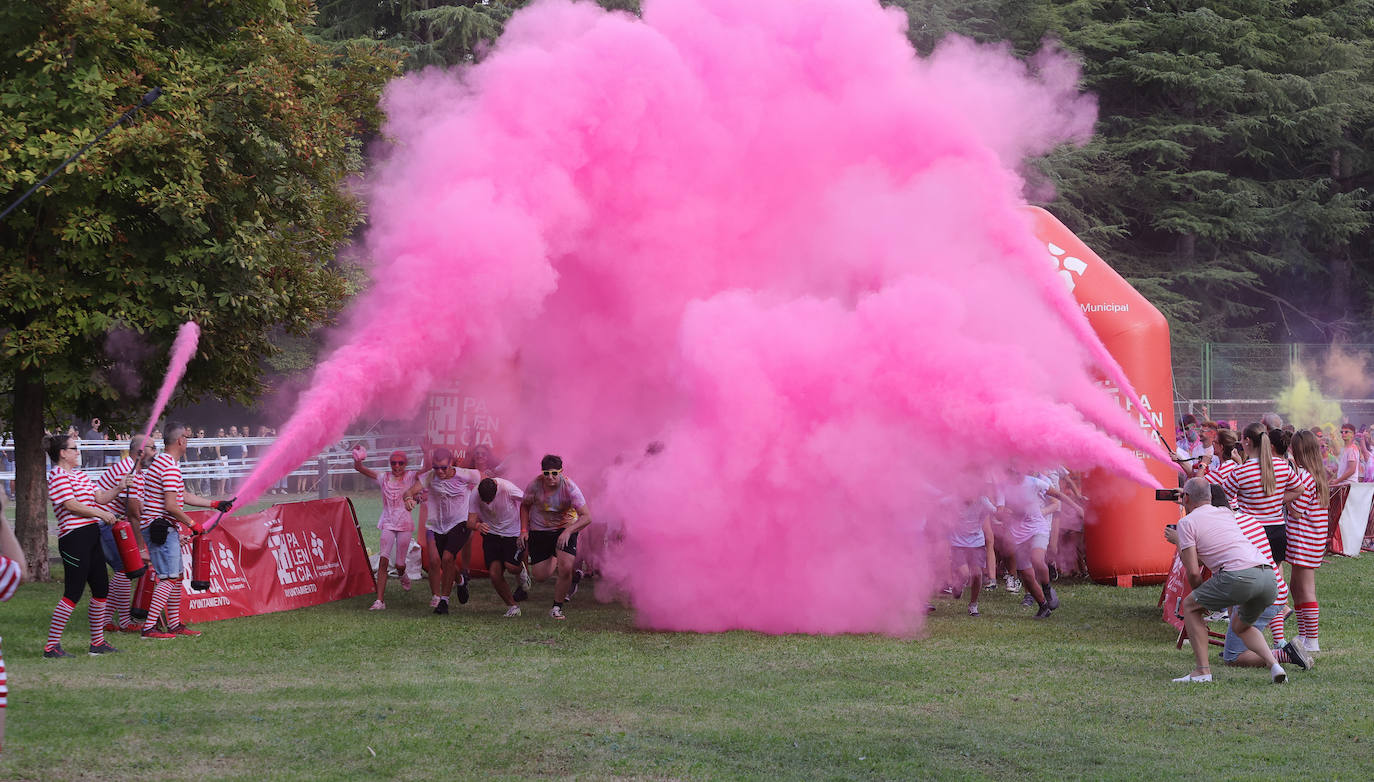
[1221,456,1299,526]
[1231,509,1288,604]
[96,456,143,521]
[138,453,185,529]
[0,555,20,602]
[1203,459,1238,486]
[47,466,101,537]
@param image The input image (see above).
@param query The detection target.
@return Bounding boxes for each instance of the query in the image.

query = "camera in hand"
[1154,488,1182,502]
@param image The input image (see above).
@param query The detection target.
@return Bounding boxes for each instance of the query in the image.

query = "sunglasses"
[435,463,453,471]
[390,460,406,466]
[542,469,562,478]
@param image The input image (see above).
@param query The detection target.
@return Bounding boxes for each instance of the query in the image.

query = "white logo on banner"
[217,544,237,574]
[1046,241,1087,292]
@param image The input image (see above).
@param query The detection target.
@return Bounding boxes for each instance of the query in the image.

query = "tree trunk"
[14,364,50,581]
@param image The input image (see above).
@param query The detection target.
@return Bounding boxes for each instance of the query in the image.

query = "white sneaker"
[429,595,441,609]
[1003,573,1018,593]
[503,605,521,618]
[1171,672,1212,683]
[519,565,531,591]
[549,605,566,620]
[369,600,385,611]
[1300,637,1321,653]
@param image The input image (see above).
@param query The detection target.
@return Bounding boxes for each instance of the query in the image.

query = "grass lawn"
[3,488,1373,780]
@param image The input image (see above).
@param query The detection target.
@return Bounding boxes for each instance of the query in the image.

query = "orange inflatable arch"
[1025,207,1176,586]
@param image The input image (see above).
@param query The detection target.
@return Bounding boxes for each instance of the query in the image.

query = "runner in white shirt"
[1000,473,1059,619]
[404,447,480,615]
[475,477,529,617]
[948,496,994,617]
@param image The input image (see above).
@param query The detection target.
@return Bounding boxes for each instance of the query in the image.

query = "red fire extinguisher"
[110,518,147,579]
[131,568,156,622]
[190,529,212,592]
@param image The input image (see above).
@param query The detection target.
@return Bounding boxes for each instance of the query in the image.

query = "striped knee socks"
[143,580,176,631]
[88,598,108,646]
[46,597,75,651]
[1267,610,1287,646]
[1296,601,1319,642]
[109,575,133,628]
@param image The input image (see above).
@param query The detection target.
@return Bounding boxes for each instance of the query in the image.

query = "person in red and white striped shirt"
[137,423,231,640]
[94,434,156,633]
[0,507,28,754]
[1286,431,1330,654]
[1221,423,1302,564]
[42,434,132,658]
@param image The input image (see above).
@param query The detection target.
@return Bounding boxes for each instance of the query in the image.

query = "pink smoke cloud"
[142,321,200,440]
[236,0,1169,634]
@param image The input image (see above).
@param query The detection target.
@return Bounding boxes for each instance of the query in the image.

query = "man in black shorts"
[475,477,530,617]
[404,448,480,615]
[520,455,593,620]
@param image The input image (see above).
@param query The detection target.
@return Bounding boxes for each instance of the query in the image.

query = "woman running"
[353,447,426,610]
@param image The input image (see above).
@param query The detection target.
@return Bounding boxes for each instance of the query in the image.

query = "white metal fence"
[0,436,427,494]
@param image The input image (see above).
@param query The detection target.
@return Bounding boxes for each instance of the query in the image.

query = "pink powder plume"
[141,321,200,440]
[236,0,1170,634]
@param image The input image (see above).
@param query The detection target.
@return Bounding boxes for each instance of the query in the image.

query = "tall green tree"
[1028,1,1374,361]
[0,0,401,578]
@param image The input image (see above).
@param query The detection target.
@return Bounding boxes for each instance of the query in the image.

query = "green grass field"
[3,489,1373,780]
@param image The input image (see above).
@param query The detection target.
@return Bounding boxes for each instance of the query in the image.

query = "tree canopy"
[0,0,401,575]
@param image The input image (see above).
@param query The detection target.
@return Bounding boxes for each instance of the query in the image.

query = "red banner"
[177,498,374,623]
[1158,554,1190,632]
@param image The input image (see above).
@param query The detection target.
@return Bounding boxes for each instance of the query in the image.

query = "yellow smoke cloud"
[1277,365,1343,431]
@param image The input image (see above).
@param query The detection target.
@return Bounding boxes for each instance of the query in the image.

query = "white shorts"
[378,529,412,563]
[1014,533,1050,570]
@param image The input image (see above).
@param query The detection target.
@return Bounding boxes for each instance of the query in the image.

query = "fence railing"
[0,436,427,491]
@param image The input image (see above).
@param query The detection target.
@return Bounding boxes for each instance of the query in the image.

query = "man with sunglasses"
[405,447,481,615]
[521,455,593,620]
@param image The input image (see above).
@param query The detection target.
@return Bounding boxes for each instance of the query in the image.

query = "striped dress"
[1221,456,1299,527]
[0,554,22,711]
[1286,467,1329,569]
[1232,510,1288,607]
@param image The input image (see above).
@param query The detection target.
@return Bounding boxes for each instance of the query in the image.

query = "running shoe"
[567,569,583,600]
[513,585,528,603]
[141,628,176,640]
[429,595,441,609]
[1048,563,1059,581]
[369,600,386,611]
[1281,641,1313,671]
[456,574,470,605]
[434,598,449,615]
[1299,636,1321,654]
[1005,574,1021,593]
[968,603,979,617]
[503,605,522,618]
[1171,672,1212,683]
[519,565,531,592]
[1271,664,1287,684]
[939,586,955,597]
[1033,604,1054,620]
[105,621,141,634]
[88,641,121,655]
[1021,593,1036,608]
[1203,610,1228,623]
[1045,586,1060,611]
[982,577,998,592]
[169,623,202,637]
[43,645,71,658]
[549,605,566,620]
[399,573,411,592]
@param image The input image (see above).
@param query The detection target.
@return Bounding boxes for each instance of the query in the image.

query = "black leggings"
[58,524,109,604]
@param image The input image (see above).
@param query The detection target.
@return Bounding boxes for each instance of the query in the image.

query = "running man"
[404,448,480,615]
[475,477,531,617]
[521,455,594,620]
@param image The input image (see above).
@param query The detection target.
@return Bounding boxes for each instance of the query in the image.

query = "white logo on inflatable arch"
[1046,242,1087,292]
